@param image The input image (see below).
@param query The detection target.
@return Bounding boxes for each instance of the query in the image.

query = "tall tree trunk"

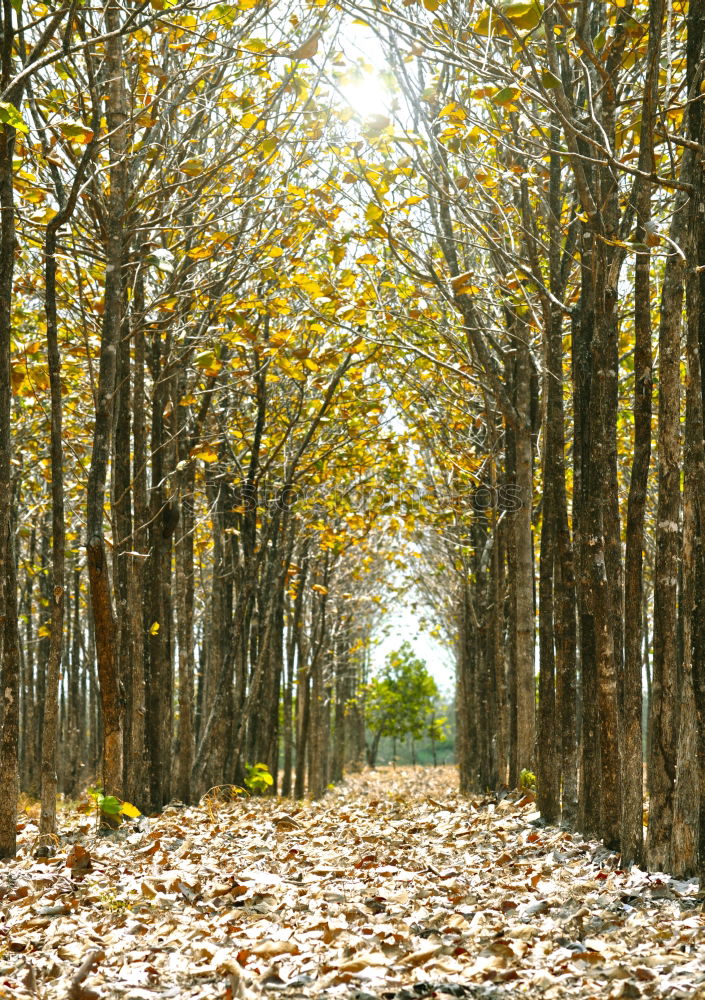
[545,121,579,828]
[145,337,176,811]
[0,12,21,858]
[587,238,621,851]
[513,335,535,778]
[175,455,196,803]
[683,7,705,886]
[19,530,36,799]
[38,216,68,842]
[114,304,133,798]
[646,169,690,871]
[538,465,558,821]
[491,456,509,785]
[574,236,601,838]
[68,566,82,795]
[127,306,148,806]
[87,0,129,798]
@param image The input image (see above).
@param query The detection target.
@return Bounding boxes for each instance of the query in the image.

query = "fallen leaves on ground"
[1,766,703,999]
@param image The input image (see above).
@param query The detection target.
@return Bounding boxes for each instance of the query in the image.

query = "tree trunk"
[538,465,558,821]
[619,0,662,871]
[175,456,196,803]
[513,335,535,778]
[125,293,148,807]
[87,0,129,799]
[683,7,705,886]
[646,168,690,871]
[574,237,601,838]
[38,219,67,842]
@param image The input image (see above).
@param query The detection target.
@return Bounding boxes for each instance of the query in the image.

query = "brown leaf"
[65,844,92,875]
[250,940,299,957]
[283,31,321,60]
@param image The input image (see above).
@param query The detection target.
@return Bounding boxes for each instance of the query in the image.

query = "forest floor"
[1,766,704,1000]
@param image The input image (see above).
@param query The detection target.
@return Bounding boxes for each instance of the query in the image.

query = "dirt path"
[1,767,703,998]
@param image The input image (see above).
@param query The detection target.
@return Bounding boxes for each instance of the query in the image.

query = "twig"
[67,949,104,1000]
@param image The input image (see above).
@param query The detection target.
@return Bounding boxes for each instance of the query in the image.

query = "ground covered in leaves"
[2,767,705,999]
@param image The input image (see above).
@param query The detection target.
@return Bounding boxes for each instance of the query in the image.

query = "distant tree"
[365,643,438,768]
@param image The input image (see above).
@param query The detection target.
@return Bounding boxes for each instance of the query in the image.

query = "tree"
[365,643,438,768]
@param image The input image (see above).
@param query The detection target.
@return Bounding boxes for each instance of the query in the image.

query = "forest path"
[2,766,704,999]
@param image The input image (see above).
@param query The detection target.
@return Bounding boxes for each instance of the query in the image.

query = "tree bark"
[513,334,535,779]
[38,214,68,841]
[0,22,20,859]
[646,167,690,871]
[87,0,129,799]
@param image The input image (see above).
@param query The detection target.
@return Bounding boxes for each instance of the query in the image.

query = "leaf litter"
[1,766,704,999]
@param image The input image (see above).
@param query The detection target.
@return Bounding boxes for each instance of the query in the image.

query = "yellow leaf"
[179,156,205,176]
[474,9,502,35]
[58,120,94,144]
[120,801,141,818]
[190,445,219,463]
[311,584,328,595]
[451,270,475,292]
[243,37,267,53]
[275,357,305,380]
[365,202,384,224]
[0,102,29,134]
[437,102,466,121]
[503,0,542,30]
[149,621,160,636]
[187,245,213,260]
[290,274,323,297]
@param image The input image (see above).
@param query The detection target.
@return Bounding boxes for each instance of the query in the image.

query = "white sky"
[370,605,455,697]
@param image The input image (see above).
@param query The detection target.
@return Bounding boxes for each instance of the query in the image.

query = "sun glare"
[340,74,393,122]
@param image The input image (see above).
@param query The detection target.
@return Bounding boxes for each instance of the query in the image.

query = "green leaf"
[0,102,28,134]
[100,795,122,815]
[541,69,561,89]
[194,349,217,370]
[491,86,521,107]
[10,0,22,13]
